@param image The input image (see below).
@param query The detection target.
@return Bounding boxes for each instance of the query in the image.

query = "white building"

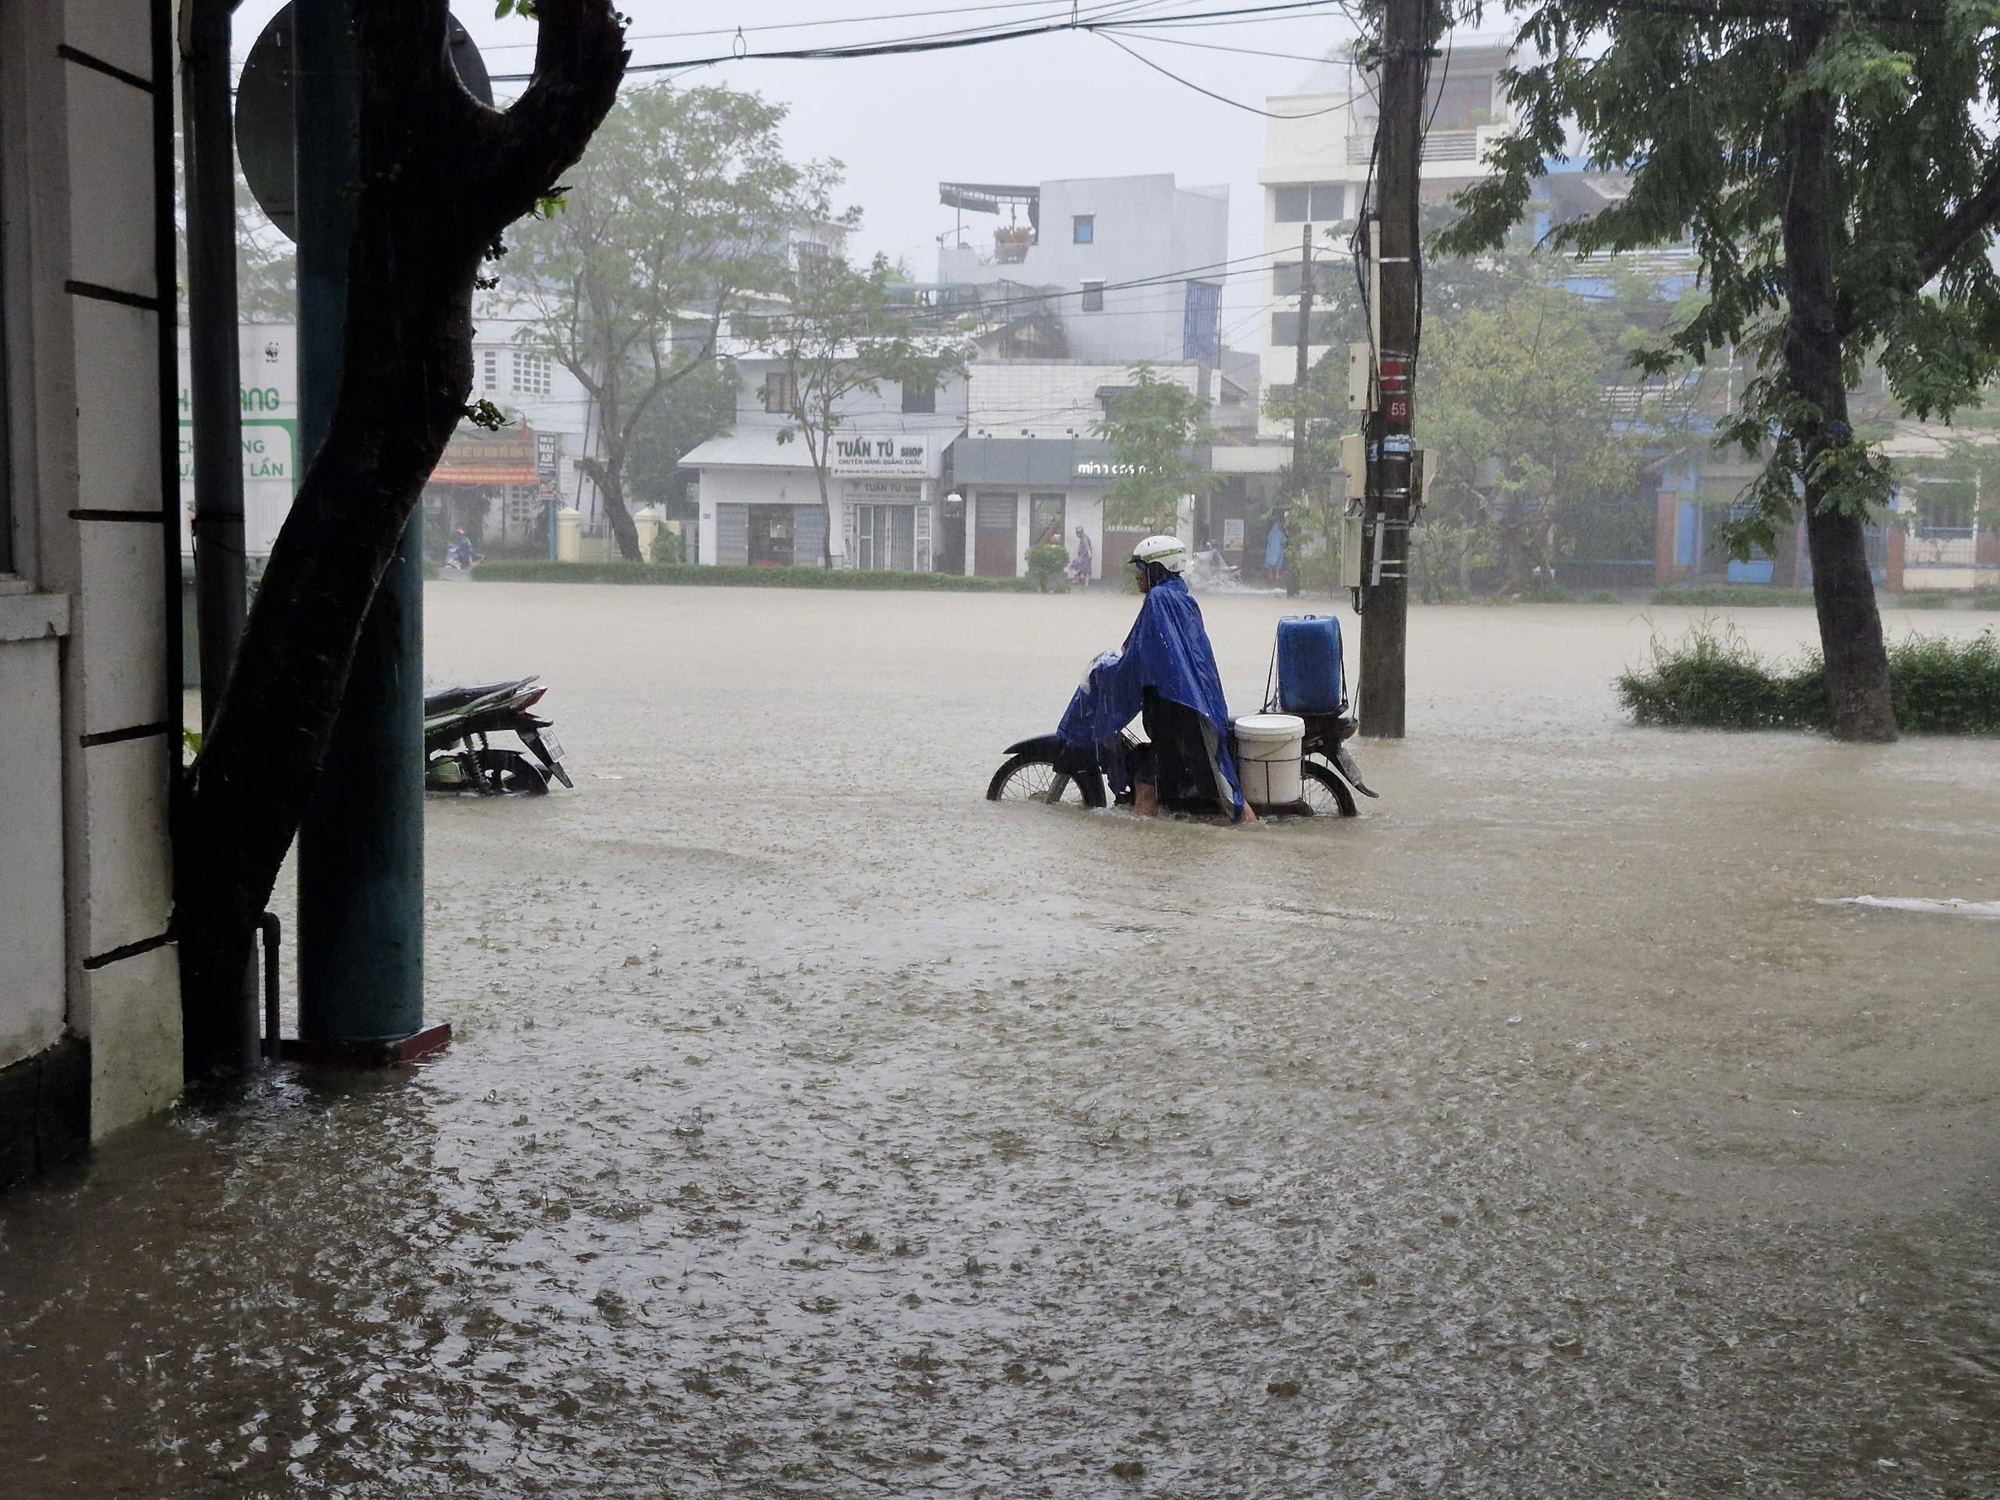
[3,0,186,1181]
[955,360,1214,580]
[684,353,968,571]
[455,304,599,552]
[1258,41,1515,425]
[939,175,1230,368]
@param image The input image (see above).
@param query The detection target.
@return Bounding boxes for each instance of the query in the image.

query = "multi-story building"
[3,0,186,1183]
[938,175,1231,368]
[1257,41,1516,427]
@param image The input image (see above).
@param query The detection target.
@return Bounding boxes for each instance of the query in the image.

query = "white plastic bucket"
[1232,713,1304,806]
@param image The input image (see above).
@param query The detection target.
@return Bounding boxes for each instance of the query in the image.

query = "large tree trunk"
[1784,15,1897,742]
[578,456,642,560]
[175,0,625,1078]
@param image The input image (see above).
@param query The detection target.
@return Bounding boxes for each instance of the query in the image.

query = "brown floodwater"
[4,587,1998,1497]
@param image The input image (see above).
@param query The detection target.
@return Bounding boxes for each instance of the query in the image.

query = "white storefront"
[687,428,951,571]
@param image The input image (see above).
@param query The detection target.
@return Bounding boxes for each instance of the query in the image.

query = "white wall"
[938,175,1230,367]
[0,0,183,1137]
[968,360,1206,439]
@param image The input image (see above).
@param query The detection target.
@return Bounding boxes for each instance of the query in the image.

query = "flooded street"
[5,585,1998,1497]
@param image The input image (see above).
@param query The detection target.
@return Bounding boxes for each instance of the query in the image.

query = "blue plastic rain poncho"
[1056,575,1244,815]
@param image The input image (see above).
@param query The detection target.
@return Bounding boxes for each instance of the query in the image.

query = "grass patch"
[470,560,1037,593]
[1649,584,1817,608]
[1618,622,2000,732]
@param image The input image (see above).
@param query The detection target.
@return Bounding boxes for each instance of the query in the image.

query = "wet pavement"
[4,587,1999,1497]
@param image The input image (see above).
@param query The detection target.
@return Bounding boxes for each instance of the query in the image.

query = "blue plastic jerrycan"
[1276,615,1346,715]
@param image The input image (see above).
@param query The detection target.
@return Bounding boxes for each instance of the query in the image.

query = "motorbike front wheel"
[1301,759,1359,818]
[986,754,1106,808]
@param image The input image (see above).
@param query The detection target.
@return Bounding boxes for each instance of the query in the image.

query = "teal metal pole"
[293,0,428,1050]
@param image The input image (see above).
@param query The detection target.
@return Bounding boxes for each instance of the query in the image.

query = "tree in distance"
[758,250,968,567]
[1422,284,1641,594]
[1443,0,2000,739]
[175,0,625,1074]
[1092,363,1217,538]
[507,84,820,561]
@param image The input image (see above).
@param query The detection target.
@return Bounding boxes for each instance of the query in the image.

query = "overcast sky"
[233,1,1373,344]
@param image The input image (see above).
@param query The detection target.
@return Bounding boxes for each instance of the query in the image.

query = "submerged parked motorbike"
[986,614,1377,819]
[424,677,571,795]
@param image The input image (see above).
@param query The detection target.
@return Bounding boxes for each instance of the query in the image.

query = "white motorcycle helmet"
[1129,534,1190,574]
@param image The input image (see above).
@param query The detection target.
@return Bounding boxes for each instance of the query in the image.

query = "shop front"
[685,428,952,571]
[833,433,942,574]
[950,438,1130,581]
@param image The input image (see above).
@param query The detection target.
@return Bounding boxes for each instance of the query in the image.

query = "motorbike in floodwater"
[987,710,1373,818]
[424,677,572,796]
[987,613,1377,819]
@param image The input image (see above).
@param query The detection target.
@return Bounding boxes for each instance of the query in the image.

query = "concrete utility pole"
[1358,0,1427,738]
[293,0,434,1059]
[1288,222,1314,596]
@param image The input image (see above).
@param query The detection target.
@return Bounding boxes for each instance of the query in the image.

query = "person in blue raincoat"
[1056,534,1256,823]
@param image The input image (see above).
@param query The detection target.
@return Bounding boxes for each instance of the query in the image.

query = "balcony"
[1345,123,1508,172]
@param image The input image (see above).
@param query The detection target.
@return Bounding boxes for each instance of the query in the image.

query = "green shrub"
[1024,543,1071,593]
[1618,622,2000,732]
[1894,590,1953,610]
[1888,629,2000,732]
[1650,585,1817,608]
[1518,582,1575,604]
[1587,588,1618,604]
[469,560,1037,593]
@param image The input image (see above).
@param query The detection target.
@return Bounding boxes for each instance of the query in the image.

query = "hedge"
[469,560,1038,593]
[1649,585,1818,608]
[1618,623,2000,732]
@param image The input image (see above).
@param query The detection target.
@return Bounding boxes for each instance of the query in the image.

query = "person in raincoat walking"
[1056,534,1255,822]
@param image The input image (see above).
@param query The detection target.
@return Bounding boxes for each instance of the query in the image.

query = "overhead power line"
[489,0,1349,81]
[1097,32,1348,115]
[481,0,1182,52]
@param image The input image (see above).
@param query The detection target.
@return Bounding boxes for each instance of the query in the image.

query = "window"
[763,371,797,414]
[1271,310,1339,347]
[1275,185,1343,222]
[481,350,498,393]
[1072,214,1095,244]
[1080,279,1104,313]
[1030,494,1066,549]
[511,350,551,397]
[901,380,936,415]
[1429,75,1491,129]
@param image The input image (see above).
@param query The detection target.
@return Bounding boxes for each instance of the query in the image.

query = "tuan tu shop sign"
[831,432,932,477]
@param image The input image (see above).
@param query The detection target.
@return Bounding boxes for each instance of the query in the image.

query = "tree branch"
[1912,158,2000,289]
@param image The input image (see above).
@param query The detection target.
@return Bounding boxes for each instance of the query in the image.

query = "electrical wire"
[489,0,1350,80]
[480,0,1178,51]
[1096,32,1350,116]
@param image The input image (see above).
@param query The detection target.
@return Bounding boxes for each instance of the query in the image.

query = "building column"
[1886,489,1906,595]
[1654,488,1679,587]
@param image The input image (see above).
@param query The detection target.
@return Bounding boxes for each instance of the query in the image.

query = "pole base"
[278,1021,451,1069]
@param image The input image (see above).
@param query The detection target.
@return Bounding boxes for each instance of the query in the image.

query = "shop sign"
[1072,458,1144,479]
[832,432,931,476]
